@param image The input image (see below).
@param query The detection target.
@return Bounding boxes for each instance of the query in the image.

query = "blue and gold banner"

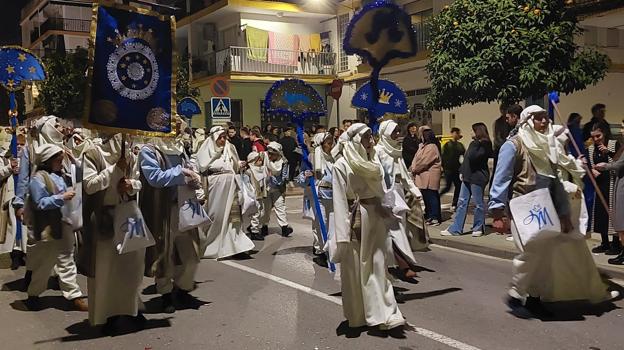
[84,3,176,136]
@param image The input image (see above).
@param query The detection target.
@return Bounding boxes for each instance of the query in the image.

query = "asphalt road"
[0,196,622,350]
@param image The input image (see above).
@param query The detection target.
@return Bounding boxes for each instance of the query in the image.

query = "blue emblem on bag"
[121,217,146,238]
[182,199,205,218]
[523,205,554,230]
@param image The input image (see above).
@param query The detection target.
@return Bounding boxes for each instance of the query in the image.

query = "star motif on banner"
[17,53,27,62]
[5,65,15,73]
[28,66,36,74]
[360,92,368,101]
[394,99,402,108]
[106,41,159,100]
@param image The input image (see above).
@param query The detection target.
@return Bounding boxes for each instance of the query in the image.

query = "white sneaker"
[610,291,620,300]
[440,230,454,236]
[506,236,514,242]
[430,220,441,226]
[472,231,483,237]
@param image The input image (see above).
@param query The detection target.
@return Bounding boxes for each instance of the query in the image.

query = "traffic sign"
[329,79,343,100]
[177,97,201,118]
[210,77,229,97]
[211,97,231,119]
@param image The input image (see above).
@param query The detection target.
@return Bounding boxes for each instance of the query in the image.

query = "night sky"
[0,0,28,45]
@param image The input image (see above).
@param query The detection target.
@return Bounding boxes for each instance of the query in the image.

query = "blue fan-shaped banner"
[352,79,408,119]
[264,79,333,272]
[0,46,46,92]
[177,97,201,118]
[343,1,417,71]
[264,79,325,122]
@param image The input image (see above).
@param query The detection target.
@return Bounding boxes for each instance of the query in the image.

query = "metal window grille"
[338,13,350,72]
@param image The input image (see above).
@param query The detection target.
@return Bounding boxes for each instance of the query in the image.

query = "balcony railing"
[192,46,337,79]
[413,22,431,52]
[30,18,91,44]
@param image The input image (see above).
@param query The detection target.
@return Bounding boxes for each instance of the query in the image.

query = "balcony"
[191,46,337,80]
[566,0,624,17]
[30,18,91,45]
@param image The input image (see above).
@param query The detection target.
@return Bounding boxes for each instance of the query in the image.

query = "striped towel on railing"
[268,32,299,66]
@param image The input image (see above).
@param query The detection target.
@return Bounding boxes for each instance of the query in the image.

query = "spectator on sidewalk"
[341,119,352,133]
[402,122,420,168]
[440,127,465,210]
[280,128,300,182]
[410,127,442,226]
[250,129,266,152]
[239,127,252,161]
[583,103,611,142]
[594,120,624,265]
[228,126,243,157]
[588,123,621,255]
[492,104,510,178]
[441,123,493,237]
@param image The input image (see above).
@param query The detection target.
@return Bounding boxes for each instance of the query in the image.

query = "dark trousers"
[421,189,442,222]
[440,170,462,207]
[287,157,300,181]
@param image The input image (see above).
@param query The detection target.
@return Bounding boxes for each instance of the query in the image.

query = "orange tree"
[425,0,610,110]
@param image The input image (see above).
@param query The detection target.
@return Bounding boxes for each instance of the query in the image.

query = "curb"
[429,237,624,281]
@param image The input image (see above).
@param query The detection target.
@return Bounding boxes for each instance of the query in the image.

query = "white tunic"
[199,150,254,259]
[83,146,144,326]
[331,158,404,328]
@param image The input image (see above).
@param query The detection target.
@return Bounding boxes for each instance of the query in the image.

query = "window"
[337,13,350,72]
[410,9,432,52]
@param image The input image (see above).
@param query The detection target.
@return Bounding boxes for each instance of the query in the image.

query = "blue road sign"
[211,97,231,119]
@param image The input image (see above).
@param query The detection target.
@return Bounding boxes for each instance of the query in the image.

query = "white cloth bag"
[509,188,561,245]
[113,200,155,254]
[239,174,258,217]
[61,164,82,231]
[178,185,212,232]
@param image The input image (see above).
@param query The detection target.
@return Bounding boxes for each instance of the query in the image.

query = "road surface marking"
[429,244,510,263]
[221,260,483,350]
[430,244,624,287]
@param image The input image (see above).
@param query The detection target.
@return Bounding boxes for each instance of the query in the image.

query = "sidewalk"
[430,203,624,281]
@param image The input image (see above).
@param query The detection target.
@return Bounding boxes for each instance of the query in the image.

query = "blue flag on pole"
[84,3,175,136]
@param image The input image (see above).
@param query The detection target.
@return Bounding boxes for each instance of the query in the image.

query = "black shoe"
[10,251,23,270]
[176,288,194,307]
[101,316,120,335]
[608,251,624,265]
[592,244,610,254]
[606,244,622,256]
[161,293,175,314]
[313,254,328,268]
[525,296,553,318]
[281,226,293,237]
[261,225,269,236]
[505,296,534,319]
[133,313,147,330]
[250,232,264,241]
[24,296,41,311]
[246,225,252,234]
[22,270,32,292]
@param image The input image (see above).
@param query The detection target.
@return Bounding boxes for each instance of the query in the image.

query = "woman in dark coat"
[441,123,493,237]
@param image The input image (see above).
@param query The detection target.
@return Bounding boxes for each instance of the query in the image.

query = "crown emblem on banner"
[378,89,393,104]
[107,24,159,52]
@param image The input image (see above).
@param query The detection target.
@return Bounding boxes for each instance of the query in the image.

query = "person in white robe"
[330,123,405,330]
[490,106,618,319]
[375,120,426,281]
[296,132,335,267]
[196,126,255,259]
[246,151,268,241]
[83,134,145,332]
[25,143,87,311]
[262,142,293,237]
[0,136,28,269]
[140,121,202,314]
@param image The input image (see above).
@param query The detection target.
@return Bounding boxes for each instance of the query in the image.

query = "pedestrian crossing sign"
[211,97,231,119]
